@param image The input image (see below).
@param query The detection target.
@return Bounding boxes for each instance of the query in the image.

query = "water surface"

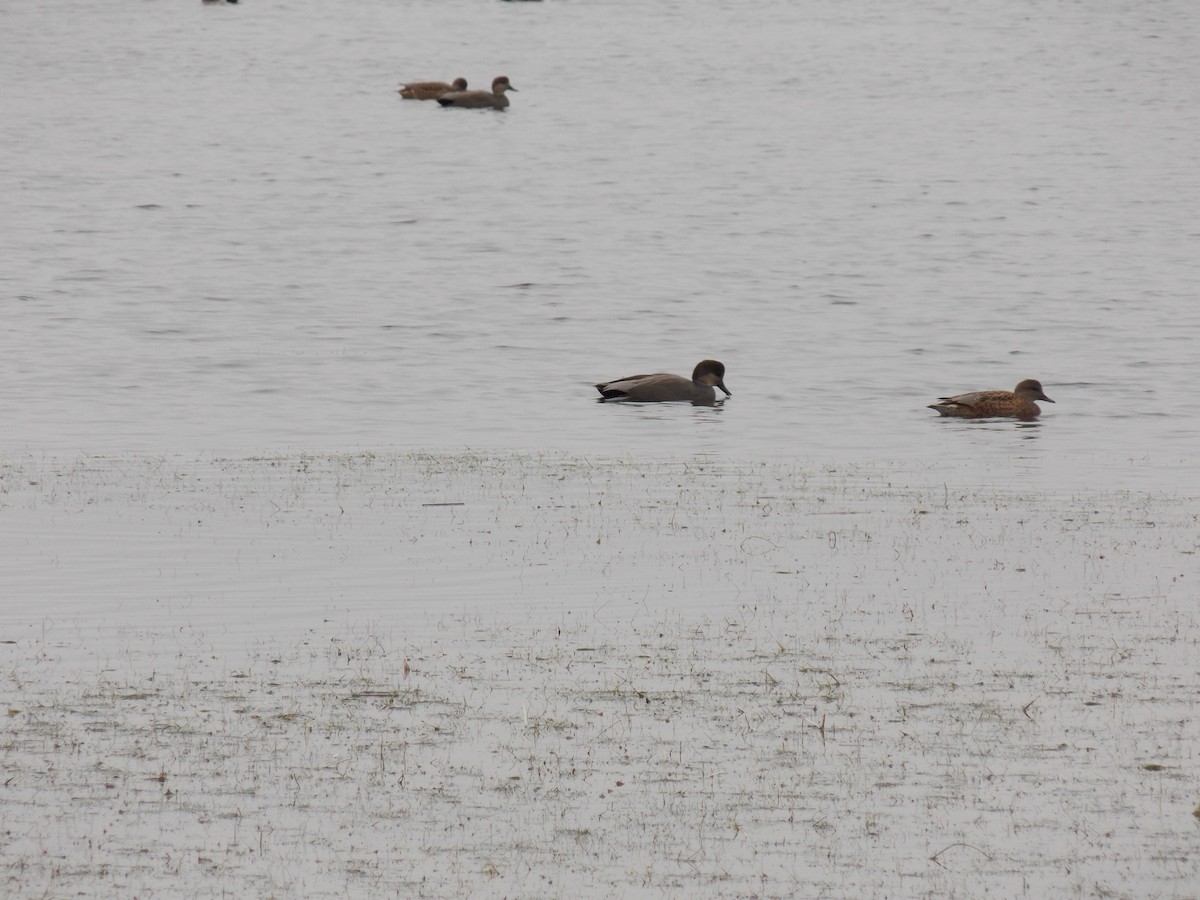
[3,4,1199,887]
[2,0,1198,491]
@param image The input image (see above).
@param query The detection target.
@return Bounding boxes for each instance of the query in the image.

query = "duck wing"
[595,374,657,398]
[936,390,1004,409]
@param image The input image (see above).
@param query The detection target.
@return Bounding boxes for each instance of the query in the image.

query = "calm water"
[3,0,1198,489]
[4,9,1199,894]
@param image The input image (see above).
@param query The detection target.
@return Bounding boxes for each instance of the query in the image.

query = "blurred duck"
[928,379,1054,420]
[437,76,517,110]
[595,360,731,405]
[399,78,468,100]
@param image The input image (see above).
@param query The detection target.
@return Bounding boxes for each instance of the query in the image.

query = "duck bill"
[1041,394,1055,403]
[717,382,731,397]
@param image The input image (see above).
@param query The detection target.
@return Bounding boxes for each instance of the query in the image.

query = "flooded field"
[2,452,1197,897]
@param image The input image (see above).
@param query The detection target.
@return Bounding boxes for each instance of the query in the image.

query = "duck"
[398,77,468,100]
[437,76,517,110]
[595,360,731,405]
[928,379,1054,420]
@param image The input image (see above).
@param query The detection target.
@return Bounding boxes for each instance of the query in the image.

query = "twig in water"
[929,842,992,867]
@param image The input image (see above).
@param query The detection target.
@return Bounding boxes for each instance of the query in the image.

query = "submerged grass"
[3,613,1197,898]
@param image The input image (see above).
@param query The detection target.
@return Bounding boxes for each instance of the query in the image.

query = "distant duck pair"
[398,76,517,110]
[595,361,1054,419]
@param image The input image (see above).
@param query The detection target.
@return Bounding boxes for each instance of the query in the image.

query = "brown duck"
[596,360,731,405]
[928,379,1055,420]
[398,78,468,100]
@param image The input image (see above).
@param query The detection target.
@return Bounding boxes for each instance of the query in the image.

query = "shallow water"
[4,451,1195,645]
[3,0,1199,489]
[2,452,1198,897]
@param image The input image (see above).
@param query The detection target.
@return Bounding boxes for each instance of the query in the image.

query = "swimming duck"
[928,379,1054,420]
[398,78,468,100]
[596,360,731,405]
[437,76,517,110]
